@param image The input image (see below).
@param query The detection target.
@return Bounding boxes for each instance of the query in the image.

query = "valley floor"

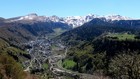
[22,36,110,79]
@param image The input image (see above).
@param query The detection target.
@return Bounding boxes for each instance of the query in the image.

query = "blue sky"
[0,0,140,18]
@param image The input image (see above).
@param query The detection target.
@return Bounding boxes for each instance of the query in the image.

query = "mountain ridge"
[3,13,137,28]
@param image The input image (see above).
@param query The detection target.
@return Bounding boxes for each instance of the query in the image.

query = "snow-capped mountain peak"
[17,13,49,22]
[18,13,39,20]
[104,14,132,21]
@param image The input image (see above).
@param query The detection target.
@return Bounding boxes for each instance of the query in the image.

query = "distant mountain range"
[1,13,140,46]
[3,13,136,28]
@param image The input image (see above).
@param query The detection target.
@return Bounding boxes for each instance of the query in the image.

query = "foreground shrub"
[109,53,140,79]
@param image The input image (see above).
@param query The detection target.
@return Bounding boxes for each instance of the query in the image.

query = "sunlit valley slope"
[0,14,140,79]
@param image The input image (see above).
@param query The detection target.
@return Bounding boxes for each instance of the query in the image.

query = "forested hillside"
[59,18,140,79]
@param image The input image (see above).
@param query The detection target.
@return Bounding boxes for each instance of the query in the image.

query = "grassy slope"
[106,33,136,40]
[47,28,67,39]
